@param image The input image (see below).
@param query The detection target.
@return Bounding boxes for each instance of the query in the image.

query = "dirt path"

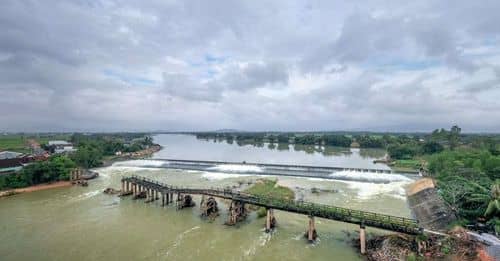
[0,181,72,198]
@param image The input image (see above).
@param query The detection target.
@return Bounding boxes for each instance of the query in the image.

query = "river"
[0,134,414,260]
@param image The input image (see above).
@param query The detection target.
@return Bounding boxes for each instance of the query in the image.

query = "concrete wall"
[407,178,456,231]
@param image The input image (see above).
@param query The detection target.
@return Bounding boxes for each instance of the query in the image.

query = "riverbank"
[0,181,72,198]
[358,227,496,260]
[101,144,162,167]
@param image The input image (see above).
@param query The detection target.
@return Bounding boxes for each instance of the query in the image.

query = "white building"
[48,140,76,153]
[0,151,22,159]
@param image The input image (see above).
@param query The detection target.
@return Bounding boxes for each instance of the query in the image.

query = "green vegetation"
[0,155,76,190]
[245,179,295,200]
[0,133,155,190]
[390,159,423,172]
[70,133,154,168]
[427,149,500,233]
[0,133,71,153]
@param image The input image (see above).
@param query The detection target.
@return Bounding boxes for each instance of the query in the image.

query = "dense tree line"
[70,134,154,168]
[0,155,76,190]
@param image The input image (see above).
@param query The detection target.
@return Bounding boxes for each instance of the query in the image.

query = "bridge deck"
[123,176,422,234]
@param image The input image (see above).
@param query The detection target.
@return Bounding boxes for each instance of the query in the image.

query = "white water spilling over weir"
[114,158,419,184]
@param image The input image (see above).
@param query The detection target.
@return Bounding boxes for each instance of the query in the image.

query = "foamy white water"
[208,164,263,173]
[329,170,412,183]
[114,160,166,168]
[201,172,252,180]
[341,180,410,200]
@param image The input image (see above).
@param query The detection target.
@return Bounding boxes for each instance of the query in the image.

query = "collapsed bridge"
[120,175,423,254]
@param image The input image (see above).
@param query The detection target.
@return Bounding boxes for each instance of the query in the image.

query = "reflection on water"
[155,135,389,170]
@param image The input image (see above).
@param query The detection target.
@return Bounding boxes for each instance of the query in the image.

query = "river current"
[0,134,414,260]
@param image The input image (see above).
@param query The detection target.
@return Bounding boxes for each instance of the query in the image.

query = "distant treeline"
[195,127,500,160]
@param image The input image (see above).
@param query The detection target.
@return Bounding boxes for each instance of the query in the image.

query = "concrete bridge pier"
[176,194,195,210]
[360,224,366,255]
[305,215,317,243]
[265,208,276,233]
[145,188,151,202]
[200,196,219,219]
[226,200,247,225]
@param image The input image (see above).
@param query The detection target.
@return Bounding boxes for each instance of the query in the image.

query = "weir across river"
[120,175,423,254]
[125,158,420,183]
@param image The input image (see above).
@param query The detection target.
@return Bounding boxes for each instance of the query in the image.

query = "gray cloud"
[1,0,500,132]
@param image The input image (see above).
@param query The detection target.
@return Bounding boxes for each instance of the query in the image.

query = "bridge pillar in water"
[200,196,219,219]
[360,224,366,255]
[305,215,317,243]
[226,200,247,225]
[176,194,195,209]
[265,208,276,233]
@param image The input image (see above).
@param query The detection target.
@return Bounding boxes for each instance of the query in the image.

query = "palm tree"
[484,180,500,218]
[468,180,500,219]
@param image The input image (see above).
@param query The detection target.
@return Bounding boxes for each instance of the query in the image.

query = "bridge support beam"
[305,215,317,243]
[360,224,366,255]
[226,200,247,225]
[265,208,276,233]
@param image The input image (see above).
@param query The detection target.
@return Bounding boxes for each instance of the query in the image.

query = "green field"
[0,134,71,153]
[390,159,422,172]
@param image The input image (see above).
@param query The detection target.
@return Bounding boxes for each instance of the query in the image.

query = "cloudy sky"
[1,1,500,132]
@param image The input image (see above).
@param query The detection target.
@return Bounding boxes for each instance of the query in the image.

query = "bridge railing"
[123,175,419,230]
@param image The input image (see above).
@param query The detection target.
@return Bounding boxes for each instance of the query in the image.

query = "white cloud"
[1,0,500,132]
